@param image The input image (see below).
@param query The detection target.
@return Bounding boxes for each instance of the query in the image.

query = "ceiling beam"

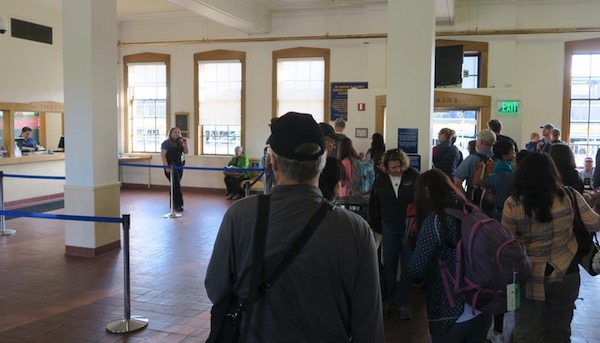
[166,0,271,34]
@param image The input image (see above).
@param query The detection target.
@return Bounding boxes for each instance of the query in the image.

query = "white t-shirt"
[389,174,402,197]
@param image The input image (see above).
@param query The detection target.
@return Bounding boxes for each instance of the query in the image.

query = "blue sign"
[330,82,368,121]
[409,155,421,171]
[397,128,418,154]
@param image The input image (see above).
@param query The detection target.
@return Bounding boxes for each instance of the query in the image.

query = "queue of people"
[199,112,600,342]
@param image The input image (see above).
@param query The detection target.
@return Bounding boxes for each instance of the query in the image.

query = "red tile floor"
[0,188,600,342]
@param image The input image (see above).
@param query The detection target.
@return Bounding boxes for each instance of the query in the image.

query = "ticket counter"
[0,153,65,207]
[0,101,66,206]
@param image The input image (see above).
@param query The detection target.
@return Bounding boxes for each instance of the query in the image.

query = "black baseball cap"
[269,112,325,161]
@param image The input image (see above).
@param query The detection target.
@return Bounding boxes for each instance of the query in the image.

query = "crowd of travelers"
[203,113,600,343]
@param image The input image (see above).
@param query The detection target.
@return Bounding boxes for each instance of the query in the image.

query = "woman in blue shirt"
[20,126,42,152]
[161,127,188,211]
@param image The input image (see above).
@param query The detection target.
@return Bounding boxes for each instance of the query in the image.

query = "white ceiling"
[55,0,578,34]
[112,0,456,33]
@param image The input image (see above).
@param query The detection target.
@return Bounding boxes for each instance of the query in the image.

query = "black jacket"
[368,167,420,233]
[433,141,463,181]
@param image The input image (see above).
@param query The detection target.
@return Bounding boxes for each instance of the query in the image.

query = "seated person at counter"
[223,146,250,200]
[20,127,44,152]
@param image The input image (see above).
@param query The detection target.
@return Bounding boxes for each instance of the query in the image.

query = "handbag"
[567,187,600,276]
[206,196,332,343]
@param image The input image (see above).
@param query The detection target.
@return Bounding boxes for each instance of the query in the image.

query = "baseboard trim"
[5,193,64,210]
[121,183,225,194]
[65,240,121,258]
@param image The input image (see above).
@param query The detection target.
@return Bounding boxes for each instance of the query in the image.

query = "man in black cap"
[205,111,384,342]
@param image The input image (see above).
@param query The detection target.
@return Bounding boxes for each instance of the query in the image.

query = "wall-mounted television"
[435,45,464,87]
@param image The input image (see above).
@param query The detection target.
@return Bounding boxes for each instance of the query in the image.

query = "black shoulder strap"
[259,200,333,294]
[241,194,271,325]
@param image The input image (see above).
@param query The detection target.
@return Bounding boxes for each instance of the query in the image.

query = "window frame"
[123,53,171,153]
[194,50,246,156]
[562,38,600,146]
[272,47,330,121]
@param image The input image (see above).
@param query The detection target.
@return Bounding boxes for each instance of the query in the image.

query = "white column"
[386,0,436,170]
[63,0,121,257]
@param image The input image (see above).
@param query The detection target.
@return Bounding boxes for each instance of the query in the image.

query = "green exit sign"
[497,100,521,115]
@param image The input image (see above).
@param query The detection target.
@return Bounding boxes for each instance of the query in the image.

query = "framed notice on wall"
[397,128,418,154]
[355,128,368,138]
[175,111,189,138]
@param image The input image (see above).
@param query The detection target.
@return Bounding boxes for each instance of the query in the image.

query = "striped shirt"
[502,189,600,300]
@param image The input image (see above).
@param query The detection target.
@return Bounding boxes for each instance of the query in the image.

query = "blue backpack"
[360,159,376,194]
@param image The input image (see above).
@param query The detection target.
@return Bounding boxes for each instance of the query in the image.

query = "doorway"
[375,91,491,155]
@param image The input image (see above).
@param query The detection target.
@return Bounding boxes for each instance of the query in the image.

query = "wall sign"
[497,100,521,115]
[330,82,368,121]
[409,155,421,171]
[397,128,418,154]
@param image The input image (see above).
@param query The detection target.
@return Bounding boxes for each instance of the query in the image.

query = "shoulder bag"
[206,196,332,343]
[566,187,600,276]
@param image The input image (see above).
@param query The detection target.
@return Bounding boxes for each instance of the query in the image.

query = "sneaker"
[226,193,234,200]
[231,194,242,200]
[487,330,504,343]
[398,306,412,320]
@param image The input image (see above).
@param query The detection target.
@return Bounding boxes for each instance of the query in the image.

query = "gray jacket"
[205,184,384,343]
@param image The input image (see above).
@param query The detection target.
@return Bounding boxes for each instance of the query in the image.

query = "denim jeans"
[381,221,412,306]
[513,271,580,343]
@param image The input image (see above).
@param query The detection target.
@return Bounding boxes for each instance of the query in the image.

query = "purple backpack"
[439,203,531,314]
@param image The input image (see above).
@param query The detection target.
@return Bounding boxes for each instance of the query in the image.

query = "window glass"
[15,111,40,142]
[127,63,167,153]
[432,110,478,157]
[569,53,600,166]
[277,58,325,122]
[199,61,242,155]
[461,55,479,89]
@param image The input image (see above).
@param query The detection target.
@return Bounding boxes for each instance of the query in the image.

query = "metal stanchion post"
[244,181,251,197]
[0,171,16,236]
[163,165,181,218]
[107,214,149,334]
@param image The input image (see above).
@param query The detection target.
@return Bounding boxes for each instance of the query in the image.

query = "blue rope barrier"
[4,173,66,180]
[0,165,263,181]
[0,210,123,223]
[118,162,263,172]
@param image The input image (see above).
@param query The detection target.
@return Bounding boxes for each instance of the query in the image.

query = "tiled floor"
[0,188,599,342]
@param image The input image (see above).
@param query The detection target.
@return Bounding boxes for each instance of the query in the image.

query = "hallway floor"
[1,188,600,342]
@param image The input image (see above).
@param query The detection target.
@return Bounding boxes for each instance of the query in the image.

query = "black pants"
[224,175,248,196]
[164,167,184,208]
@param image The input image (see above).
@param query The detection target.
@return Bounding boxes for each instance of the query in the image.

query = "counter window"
[15,111,40,143]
